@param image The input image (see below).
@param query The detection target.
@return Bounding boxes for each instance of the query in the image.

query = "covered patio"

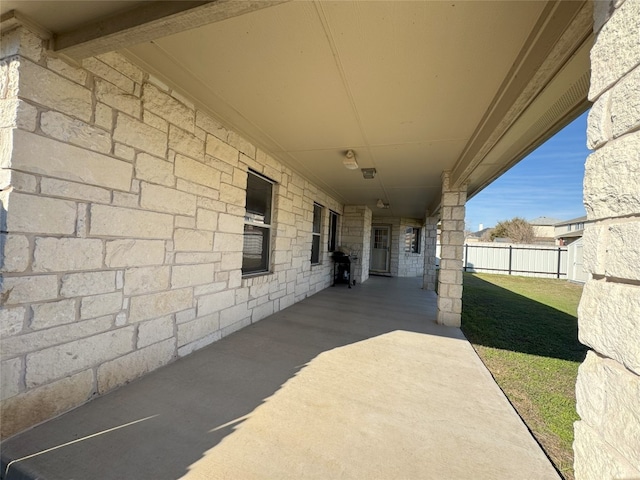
[1,277,558,479]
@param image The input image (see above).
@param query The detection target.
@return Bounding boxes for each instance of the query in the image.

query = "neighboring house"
[554,215,588,246]
[465,227,493,243]
[529,216,562,241]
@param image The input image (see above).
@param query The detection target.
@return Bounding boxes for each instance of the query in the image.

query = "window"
[242,171,274,275]
[311,203,323,265]
[328,211,338,252]
[405,227,421,253]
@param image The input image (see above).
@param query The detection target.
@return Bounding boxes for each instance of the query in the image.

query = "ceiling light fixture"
[376,199,390,209]
[361,168,376,179]
[343,150,359,170]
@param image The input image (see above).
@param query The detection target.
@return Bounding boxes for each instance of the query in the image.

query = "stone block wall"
[0,27,342,438]
[423,216,438,290]
[574,0,640,477]
[436,172,466,326]
[397,218,425,277]
[342,205,372,284]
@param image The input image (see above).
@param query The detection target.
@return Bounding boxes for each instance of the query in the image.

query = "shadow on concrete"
[2,277,463,480]
[461,273,586,363]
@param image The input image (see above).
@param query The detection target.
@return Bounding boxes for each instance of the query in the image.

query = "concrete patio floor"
[1,277,559,480]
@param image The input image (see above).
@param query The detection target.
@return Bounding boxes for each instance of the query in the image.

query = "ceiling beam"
[449,0,592,189]
[53,0,289,59]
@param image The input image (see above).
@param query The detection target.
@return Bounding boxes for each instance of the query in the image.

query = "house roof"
[0,1,593,219]
[467,228,493,238]
[530,216,563,226]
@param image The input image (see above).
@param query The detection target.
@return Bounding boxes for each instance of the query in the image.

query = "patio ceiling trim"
[448,0,592,191]
[0,10,52,40]
[466,68,591,204]
[53,0,289,60]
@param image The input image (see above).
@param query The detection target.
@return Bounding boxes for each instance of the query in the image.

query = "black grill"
[331,252,352,288]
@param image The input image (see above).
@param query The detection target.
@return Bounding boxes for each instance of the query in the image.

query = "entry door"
[370,226,391,272]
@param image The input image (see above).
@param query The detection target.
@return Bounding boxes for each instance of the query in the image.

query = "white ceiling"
[2,1,592,219]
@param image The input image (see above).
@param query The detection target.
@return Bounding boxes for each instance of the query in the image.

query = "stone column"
[423,215,438,291]
[436,172,466,326]
[573,1,640,478]
[341,205,372,284]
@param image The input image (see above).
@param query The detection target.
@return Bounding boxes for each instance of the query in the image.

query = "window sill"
[242,270,273,279]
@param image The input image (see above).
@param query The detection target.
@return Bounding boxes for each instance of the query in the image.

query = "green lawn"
[461,273,586,480]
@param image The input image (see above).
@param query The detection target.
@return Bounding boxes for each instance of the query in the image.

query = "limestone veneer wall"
[422,216,438,290]
[397,218,425,277]
[436,172,466,327]
[342,205,371,284]
[0,27,343,438]
[573,0,640,477]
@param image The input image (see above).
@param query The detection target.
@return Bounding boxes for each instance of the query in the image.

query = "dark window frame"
[328,210,339,252]
[405,227,421,254]
[311,203,323,265]
[242,170,275,276]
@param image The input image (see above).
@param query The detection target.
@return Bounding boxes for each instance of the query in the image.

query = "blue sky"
[465,111,589,231]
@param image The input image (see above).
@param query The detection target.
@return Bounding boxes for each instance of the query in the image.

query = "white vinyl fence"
[566,238,587,283]
[461,242,568,279]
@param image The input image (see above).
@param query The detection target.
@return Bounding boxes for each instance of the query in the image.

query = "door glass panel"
[374,230,388,249]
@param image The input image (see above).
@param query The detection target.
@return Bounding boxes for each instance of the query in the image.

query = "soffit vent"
[531,70,590,134]
[361,168,376,179]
